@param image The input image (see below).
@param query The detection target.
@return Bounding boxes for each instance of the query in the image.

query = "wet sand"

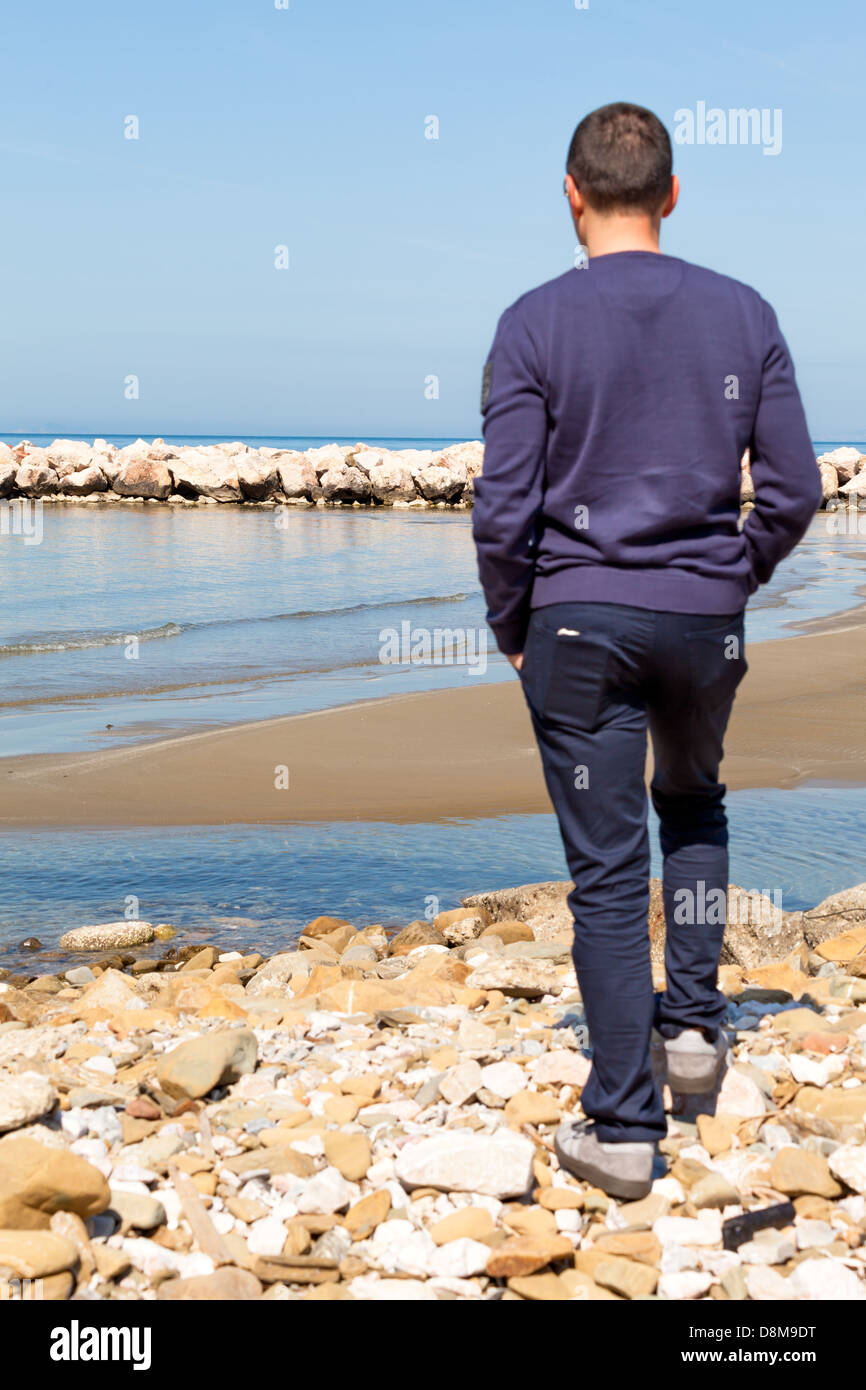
[1,612,864,828]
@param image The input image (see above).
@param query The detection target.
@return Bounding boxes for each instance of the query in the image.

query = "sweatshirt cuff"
[489,617,528,657]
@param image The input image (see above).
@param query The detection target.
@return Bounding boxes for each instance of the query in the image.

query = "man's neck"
[584,216,662,259]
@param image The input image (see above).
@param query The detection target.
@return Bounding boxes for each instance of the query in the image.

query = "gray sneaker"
[663,1028,729,1094]
[553,1119,655,1200]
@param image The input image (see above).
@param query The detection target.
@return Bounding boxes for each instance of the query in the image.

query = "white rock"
[395,1130,535,1199]
[739,1232,796,1265]
[795,1220,836,1250]
[428,1238,491,1279]
[58,921,155,950]
[788,1258,866,1300]
[745,1266,796,1301]
[658,1271,713,1300]
[296,1165,357,1215]
[479,1061,527,1100]
[247,1215,288,1257]
[716,1068,767,1118]
[528,1050,591,1087]
[653,1213,722,1247]
[829,1144,866,1196]
[439,1061,483,1107]
[660,1242,700,1273]
[0,1071,57,1132]
[789,1054,845,1086]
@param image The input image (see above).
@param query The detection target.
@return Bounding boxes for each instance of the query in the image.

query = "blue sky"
[1,0,863,439]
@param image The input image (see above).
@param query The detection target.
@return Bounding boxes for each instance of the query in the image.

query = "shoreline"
[2,608,866,829]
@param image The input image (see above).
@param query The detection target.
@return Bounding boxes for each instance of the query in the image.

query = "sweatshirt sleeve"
[742,300,822,593]
[472,303,549,655]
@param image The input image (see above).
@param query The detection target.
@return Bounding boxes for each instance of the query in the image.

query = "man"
[472,102,821,1199]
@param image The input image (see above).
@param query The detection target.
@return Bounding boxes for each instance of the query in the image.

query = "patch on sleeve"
[480,359,493,413]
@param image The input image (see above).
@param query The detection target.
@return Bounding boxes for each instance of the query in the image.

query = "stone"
[15,460,59,495]
[696,1113,740,1156]
[486,1234,573,1278]
[156,1028,257,1099]
[0,1138,110,1228]
[395,1130,535,1198]
[528,1050,591,1088]
[813,925,866,964]
[594,1256,659,1299]
[296,1166,356,1215]
[434,907,491,945]
[323,1132,371,1182]
[79,969,147,1013]
[506,1272,571,1301]
[504,1091,561,1126]
[465,957,561,999]
[793,1085,866,1126]
[170,448,242,502]
[112,459,173,500]
[439,1060,483,1106]
[0,1071,57,1132]
[58,921,155,951]
[480,919,534,945]
[387,921,447,956]
[828,1143,866,1195]
[770,1147,843,1199]
[594,1231,662,1265]
[0,1230,79,1278]
[368,458,416,504]
[109,1189,166,1231]
[659,1270,714,1299]
[745,1266,795,1300]
[343,1189,391,1238]
[788,1257,866,1300]
[716,1067,767,1119]
[341,1184,391,1239]
[740,1230,796,1265]
[429,1208,494,1245]
[689,1172,740,1210]
[479,1061,527,1100]
[158,1268,263,1300]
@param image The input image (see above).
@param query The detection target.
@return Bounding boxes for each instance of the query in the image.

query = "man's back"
[474,251,821,654]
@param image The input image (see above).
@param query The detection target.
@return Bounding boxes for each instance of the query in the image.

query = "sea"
[0,435,863,966]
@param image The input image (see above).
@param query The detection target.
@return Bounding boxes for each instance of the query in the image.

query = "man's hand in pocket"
[507,653,523,672]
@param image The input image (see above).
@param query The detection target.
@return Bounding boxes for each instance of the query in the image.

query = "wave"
[0,593,472,657]
[0,622,184,656]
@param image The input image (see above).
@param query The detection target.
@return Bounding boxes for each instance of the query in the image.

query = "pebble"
[0,1070,57,1132]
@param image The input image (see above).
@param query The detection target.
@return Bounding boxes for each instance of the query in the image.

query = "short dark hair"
[566,102,672,214]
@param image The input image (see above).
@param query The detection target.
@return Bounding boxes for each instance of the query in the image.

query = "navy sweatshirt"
[473,252,822,655]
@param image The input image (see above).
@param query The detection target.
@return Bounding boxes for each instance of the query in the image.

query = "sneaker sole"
[553,1131,653,1201]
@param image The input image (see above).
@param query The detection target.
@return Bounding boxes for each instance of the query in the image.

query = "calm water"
[0,437,863,959]
[0,787,864,972]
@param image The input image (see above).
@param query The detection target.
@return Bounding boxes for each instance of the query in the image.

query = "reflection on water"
[0,785,863,968]
[1,507,864,756]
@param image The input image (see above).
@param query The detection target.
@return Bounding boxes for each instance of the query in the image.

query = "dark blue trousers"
[519,602,747,1142]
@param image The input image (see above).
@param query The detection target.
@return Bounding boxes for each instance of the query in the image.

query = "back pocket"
[540,627,611,730]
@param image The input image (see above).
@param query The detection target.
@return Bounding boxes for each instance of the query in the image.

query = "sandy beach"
[2,605,864,829]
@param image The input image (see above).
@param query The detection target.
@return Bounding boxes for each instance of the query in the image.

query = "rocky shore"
[2,877,866,1302]
[1,439,863,510]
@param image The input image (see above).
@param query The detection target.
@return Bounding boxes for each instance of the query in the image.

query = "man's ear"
[564,173,585,219]
[661,175,680,220]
